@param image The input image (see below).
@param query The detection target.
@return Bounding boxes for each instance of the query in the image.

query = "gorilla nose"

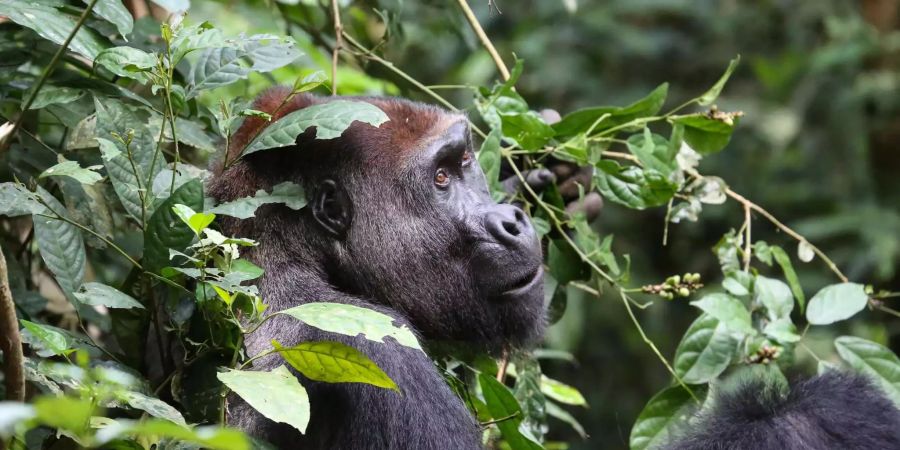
[485,204,535,249]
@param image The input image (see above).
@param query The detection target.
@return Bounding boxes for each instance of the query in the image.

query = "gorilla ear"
[312,179,352,238]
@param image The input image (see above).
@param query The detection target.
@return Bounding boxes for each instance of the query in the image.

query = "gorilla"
[209,87,545,449]
[666,370,900,449]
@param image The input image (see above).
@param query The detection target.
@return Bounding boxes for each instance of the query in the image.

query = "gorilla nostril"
[502,220,521,236]
[514,209,525,223]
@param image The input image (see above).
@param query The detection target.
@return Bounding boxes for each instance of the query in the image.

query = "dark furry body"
[666,371,900,450]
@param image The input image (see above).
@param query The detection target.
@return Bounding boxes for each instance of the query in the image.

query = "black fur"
[666,370,900,450]
[209,91,546,449]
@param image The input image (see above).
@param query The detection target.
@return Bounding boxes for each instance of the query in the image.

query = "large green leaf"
[86,0,133,36]
[143,179,203,273]
[34,396,94,434]
[627,129,677,177]
[241,101,389,156]
[94,46,157,82]
[806,282,868,325]
[594,160,677,209]
[0,1,106,60]
[188,35,300,96]
[39,158,102,185]
[94,98,164,222]
[541,375,587,407]
[690,293,754,335]
[835,336,900,407]
[273,340,398,390]
[20,320,71,356]
[27,85,84,110]
[478,373,542,450]
[629,385,704,450]
[278,303,421,350]
[553,83,668,137]
[673,314,738,384]
[217,366,310,435]
[207,181,306,219]
[119,391,186,425]
[73,282,144,309]
[33,189,85,298]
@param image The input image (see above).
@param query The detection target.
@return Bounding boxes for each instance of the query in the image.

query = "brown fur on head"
[217,87,461,197]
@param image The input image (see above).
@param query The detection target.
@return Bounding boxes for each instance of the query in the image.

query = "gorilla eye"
[434,168,450,187]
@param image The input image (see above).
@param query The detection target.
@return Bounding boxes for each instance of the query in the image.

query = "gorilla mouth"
[499,266,544,301]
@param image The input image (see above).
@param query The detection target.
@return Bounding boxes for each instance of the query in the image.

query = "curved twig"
[0,245,25,402]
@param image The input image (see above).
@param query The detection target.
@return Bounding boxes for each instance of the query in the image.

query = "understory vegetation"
[0,0,898,449]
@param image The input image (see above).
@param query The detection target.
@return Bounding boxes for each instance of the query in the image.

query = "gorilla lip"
[499,266,543,300]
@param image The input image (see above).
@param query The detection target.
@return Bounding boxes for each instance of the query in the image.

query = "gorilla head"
[211,87,545,353]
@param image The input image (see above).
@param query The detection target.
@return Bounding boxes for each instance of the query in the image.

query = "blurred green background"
[143,0,900,447]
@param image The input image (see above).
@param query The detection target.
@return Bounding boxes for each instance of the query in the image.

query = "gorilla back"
[209,88,546,449]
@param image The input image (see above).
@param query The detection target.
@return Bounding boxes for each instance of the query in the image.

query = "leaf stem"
[330,0,343,95]
[455,0,510,81]
[35,212,142,270]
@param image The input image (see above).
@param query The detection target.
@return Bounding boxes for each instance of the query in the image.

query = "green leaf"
[0,183,45,217]
[630,385,703,450]
[500,111,555,150]
[835,336,900,407]
[0,402,35,435]
[241,100,389,156]
[188,35,301,96]
[207,181,307,219]
[278,303,421,350]
[21,320,71,356]
[754,276,793,320]
[697,56,740,106]
[541,376,587,407]
[73,282,144,309]
[673,314,738,384]
[547,239,588,284]
[119,391,186,425]
[478,373,542,450]
[27,86,84,110]
[594,160,677,209]
[39,158,102,185]
[217,366,309,435]
[87,0,133,36]
[0,1,106,59]
[670,114,738,154]
[690,293,754,335]
[94,97,164,221]
[228,259,264,282]
[553,83,668,137]
[33,188,85,297]
[143,179,203,273]
[477,128,505,200]
[626,128,677,176]
[171,204,215,235]
[806,282,868,325]
[273,340,398,390]
[94,47,157,82]
[545,401,587,439]
[770,246,806,313]
[95,419,249,450]
[34,396,94,434]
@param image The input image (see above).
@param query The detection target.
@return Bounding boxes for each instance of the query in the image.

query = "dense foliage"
[0,1,898,449]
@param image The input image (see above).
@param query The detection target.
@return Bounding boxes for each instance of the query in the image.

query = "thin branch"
[0,245,25,402]
[330,0,343,95]
[742,203,752,272]
[10,0,101,137]
[455,0,510,81]
[725,188,849,283]
[496,349,509,382]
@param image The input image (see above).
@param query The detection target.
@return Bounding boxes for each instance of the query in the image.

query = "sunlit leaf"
[670,113,739,154]
[39,158,102,185]
[673,314,738,384]
[74,282,144,309]
[207,181,306,219]
[478,373,542,450]
[697,56,740,106]
[0,1,106,59]
[87,0,133,36]
[217,366,309,435]
[273,340,398,390]
[554,83,668,137]
[754,276,793,320]
[241,101,389,156]
[690,293,754,335]
[278,303,421,350]
[27,86,84,110]
[96,419,249,450]
[20,320,71,356]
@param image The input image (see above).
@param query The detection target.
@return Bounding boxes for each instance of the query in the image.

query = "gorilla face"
[320,105,546,352]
